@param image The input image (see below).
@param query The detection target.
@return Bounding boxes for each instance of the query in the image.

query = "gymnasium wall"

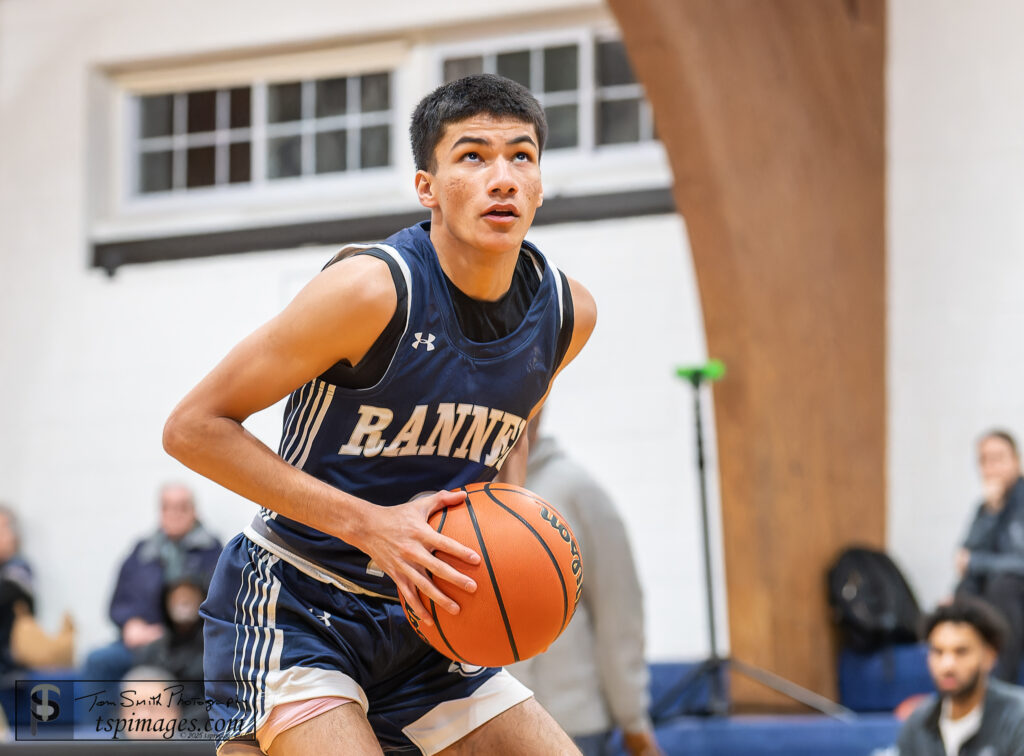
[0,0,719,662]
[887,0,1024,611]
[3,0,1021,684]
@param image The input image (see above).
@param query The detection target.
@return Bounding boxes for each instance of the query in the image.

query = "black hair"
[921,596,1009,653]
[980,429,1019,457]
[410,74,547,172]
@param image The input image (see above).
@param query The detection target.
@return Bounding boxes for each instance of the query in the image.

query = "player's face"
[416,115,543,258]
[927,622,995,700]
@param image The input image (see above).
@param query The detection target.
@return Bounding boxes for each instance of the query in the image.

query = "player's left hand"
[355,489,479,625]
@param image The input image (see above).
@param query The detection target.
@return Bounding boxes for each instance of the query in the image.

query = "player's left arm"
[497,276,597,485]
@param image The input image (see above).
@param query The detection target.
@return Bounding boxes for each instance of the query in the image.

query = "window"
[440,37,654,152]
[133,71,393,195]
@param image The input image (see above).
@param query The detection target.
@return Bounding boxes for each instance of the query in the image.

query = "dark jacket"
[958,477,1024,595]
[896,679,1024,755]
[0,556,32,675]
[108,524,221,628]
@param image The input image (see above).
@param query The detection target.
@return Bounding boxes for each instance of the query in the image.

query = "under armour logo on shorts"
[412,332,436,351]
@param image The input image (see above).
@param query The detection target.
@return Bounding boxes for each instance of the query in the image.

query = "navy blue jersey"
[245,221,567,600]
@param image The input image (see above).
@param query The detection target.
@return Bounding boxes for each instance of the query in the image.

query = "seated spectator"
[507,415,663,756]
[955,429,1024,681]
[0,505,34,678]
[135,578,207,723]
[897,596,1024,755]
[82,483,220,684]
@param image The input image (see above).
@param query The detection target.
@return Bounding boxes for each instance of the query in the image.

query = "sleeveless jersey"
[245,221,567,600]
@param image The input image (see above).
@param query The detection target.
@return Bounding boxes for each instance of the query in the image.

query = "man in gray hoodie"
[508,414,662,756]
[897,596,1024,755]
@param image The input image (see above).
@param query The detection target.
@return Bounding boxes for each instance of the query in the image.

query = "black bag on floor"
[827,546,922,652]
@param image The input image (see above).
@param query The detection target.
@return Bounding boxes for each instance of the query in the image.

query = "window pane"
[497,51,531,87]
[268,135,302,178]
[268,82,303,123]
[544,104,578,149]
[316,77,347,118]
[543,45,578,92]
[444,56,483,83]
[596,40,637,87]
[360,73,390,113]
[140,95,173,138]
[315,130,347,174]
[139,150,172,193]
[186,145,216,187]
[229,141,251,183]
[230,87,251,128]
[361,125,390,168]
[597,99,641,145]
[187,90,217,133]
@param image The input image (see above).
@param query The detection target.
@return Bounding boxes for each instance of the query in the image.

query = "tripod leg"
[729,658,856,721]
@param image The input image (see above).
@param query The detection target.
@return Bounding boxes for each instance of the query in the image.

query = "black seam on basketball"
[427,502,469,663]
[483,483,570,633]
[466,494,520,661]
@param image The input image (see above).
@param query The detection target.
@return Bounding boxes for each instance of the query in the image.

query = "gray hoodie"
[896,679,1024,755]
[506,436,653,738]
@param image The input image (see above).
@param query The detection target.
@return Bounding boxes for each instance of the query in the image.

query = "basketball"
[401,481,583,667]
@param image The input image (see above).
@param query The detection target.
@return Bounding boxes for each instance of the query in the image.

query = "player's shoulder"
[313,251,397,308]
[565,275,596,336]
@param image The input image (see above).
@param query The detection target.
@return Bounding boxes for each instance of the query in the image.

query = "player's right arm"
[162,254,477,622]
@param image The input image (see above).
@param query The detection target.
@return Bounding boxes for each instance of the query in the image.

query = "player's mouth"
[481,205,519,224]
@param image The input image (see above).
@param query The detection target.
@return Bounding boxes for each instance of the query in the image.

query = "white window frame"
[430,26,669,198]
[432,26,660,155]
[109,40,410,220]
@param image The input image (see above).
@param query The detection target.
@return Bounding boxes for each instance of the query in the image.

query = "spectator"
[955,429,1024,681]
[82,483,220,683]
[0,505,34,676]
[896,596,1024,755]
[135,578,207,723]
[507,416,663,756]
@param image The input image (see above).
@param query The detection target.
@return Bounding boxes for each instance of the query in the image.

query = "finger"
[409,568,461,616]
[432,488,467,509]
[396,579,434,627]
[423,553,477,594]
[430,531,481,566]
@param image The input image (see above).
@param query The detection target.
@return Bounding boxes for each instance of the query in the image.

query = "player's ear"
[415,170,439,209]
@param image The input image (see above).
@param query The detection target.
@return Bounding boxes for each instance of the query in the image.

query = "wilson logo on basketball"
[540,507,583,609]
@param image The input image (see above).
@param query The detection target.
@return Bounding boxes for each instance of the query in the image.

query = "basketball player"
[163,74,595,755]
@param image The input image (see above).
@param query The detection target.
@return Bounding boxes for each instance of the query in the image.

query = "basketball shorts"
[201,534,532,754]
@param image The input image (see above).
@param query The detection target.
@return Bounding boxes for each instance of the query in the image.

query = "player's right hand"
[358,490,479,625]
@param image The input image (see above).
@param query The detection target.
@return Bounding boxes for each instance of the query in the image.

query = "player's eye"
[461,151,481,162]
[513,151,531,162]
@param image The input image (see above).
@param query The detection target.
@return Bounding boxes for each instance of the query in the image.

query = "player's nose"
[486,157,518,195]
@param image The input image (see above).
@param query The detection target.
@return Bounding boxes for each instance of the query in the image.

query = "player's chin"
[474,225,526,255]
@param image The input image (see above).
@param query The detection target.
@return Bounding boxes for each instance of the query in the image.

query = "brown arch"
[607,0,886,706]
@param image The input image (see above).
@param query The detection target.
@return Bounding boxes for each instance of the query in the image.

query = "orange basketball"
[401,481,582,667]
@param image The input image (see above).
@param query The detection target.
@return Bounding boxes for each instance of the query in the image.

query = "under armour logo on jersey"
[309,608,331,627]
[412,332,436,351]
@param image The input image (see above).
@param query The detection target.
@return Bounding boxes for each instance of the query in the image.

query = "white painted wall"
[888,0,1024,609]
[0,0,713,664]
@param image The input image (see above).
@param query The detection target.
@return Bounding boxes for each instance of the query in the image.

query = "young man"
[163,74,595,755]
[897,597,1024,755]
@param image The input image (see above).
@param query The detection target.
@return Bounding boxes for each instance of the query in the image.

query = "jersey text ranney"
[338,403,526,469]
